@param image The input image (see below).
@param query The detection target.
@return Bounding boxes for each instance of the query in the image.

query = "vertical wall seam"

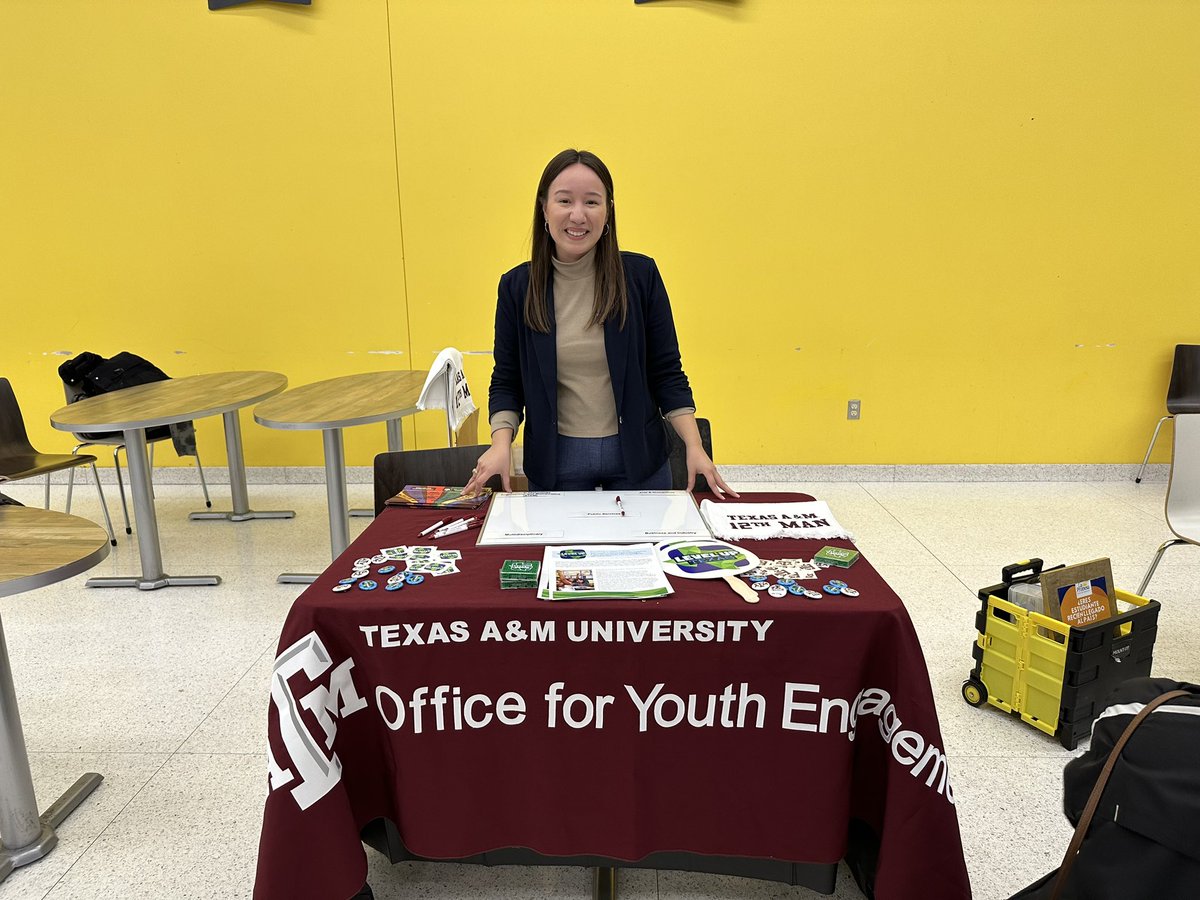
[384,0,419,449]
[384,0,414,372]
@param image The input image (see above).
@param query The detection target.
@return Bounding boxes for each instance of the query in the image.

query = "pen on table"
[615,495,625,517]
[435,516,476,533]
[434,519,479,539]
[418,520,445,537]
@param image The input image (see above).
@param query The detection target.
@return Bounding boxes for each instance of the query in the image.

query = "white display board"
[477,490,712,546]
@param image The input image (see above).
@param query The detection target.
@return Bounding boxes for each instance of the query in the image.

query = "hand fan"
[656,539,761,604]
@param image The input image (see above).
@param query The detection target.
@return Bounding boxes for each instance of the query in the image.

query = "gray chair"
[0,377,116,544]
[60,382,211,536]
[1136,344,1200,483]
[373,445,502,516]
[1138,412,1200,594]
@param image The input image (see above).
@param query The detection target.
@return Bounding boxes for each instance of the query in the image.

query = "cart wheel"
[962,678,987,707]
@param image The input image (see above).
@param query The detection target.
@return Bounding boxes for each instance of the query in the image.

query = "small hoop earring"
[544,222,549,232]
[604,223,610,235]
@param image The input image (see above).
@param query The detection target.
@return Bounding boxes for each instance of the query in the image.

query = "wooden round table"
[254,370,429,582]
[0,507,110,882]
[49,371,290,590]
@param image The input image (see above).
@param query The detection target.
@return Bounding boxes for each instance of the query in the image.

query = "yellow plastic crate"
[963,586,1159,748]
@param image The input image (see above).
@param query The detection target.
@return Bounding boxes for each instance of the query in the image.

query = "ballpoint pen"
[434,516,476,534]
[434,519,480,539]
[615,495,625,517]
[419,520,445,537]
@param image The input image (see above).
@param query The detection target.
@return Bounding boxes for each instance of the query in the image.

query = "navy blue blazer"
[488,252,695,489]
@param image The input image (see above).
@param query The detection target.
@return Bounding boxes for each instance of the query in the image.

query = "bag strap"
[1050,688,1191,900]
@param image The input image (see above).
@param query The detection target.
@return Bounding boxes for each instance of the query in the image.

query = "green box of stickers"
[813,546,859,568]
[500,559,540,590]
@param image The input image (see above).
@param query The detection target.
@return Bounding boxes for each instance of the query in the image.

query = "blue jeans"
[528,434,671,491]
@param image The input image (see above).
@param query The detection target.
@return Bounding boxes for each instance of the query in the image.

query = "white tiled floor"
[0,479,1196,900]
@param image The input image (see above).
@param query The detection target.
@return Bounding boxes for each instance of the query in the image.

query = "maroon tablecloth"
[254,493,971,899]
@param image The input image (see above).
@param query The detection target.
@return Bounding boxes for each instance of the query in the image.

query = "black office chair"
[1136,344,1200,483]
[0,377,117,544]
[666,416,714,492]
[373,445,503,515]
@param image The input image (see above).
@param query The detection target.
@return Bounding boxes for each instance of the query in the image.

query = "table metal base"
[188,411,294,524]
[276,428,350,583]
[188,509,295,522]
[349,509,373,518]
[594,867,617,900]
[0,773,103,883]
[85,574,221,590]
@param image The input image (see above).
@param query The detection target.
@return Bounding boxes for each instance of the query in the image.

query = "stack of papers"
[536,544,674,601]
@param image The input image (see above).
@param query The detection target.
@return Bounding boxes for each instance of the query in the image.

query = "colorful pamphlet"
[385,484,491,510]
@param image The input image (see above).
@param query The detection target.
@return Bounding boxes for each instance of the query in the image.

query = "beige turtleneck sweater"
[490,248,693,439]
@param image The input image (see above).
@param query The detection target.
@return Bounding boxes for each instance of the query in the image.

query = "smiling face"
[541,163,609,262]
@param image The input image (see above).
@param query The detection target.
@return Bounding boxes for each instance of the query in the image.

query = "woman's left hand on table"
[685,446,739,499]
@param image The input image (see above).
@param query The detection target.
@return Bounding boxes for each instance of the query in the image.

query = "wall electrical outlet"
[847,399,861,420]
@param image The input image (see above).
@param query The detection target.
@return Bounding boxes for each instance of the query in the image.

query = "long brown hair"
[525,149,628,333]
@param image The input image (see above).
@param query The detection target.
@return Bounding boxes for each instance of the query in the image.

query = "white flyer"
[478,490,711,546]
[537,544,673,601]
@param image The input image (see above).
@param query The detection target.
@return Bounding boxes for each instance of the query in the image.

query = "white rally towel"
[417,347,477,433]
[700,499,854,542]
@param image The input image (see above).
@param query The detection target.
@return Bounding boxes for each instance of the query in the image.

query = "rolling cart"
[962,559,1160,749]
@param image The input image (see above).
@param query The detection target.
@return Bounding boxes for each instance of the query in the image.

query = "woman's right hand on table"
[463,436,513,495]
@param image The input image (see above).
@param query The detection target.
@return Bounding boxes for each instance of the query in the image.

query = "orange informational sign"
[1055,579,1114,627]
[1042,558,1117,627]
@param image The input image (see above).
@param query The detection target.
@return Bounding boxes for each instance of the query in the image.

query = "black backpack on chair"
[59,350,170,398]
[1009,677,1200,900]
[57,351,196,455]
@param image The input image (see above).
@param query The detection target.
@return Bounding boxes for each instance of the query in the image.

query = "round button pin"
[777,578,795,587]
[332,583,352,593]
[839,587,860,597]
[354,558,371,567]
[828,579,847,588]
[358,580,378,591]
[378,565,397,575]
[822,584,842,595]
[767,584,788,598]
[385,582,405,591]
[804,589,824,599]
[751,581,770,591]
[387,574,405,585]
[787,584,804,595]
[338,577,356,585]
[405,573,425,585]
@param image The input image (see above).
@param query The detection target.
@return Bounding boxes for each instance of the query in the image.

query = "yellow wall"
[5,1,1198,468]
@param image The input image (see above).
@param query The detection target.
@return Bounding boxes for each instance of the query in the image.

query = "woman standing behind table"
[463,149,736,498]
